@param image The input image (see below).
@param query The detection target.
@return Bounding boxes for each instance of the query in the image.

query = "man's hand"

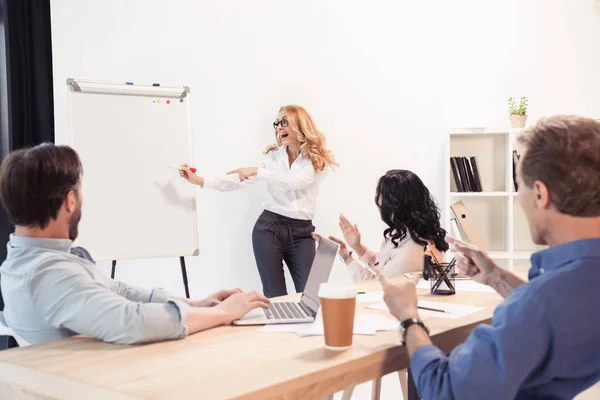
[194,288,243,307]
[216,291,270,324]
[226,167,258,182]
[446,236,526,298]
[376,267,420,322]
[445,236,500,286]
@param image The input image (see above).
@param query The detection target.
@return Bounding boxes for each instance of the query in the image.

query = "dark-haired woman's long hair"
[375,169,449,252]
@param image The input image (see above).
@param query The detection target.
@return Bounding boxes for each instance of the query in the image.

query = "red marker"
[168,165,196,173]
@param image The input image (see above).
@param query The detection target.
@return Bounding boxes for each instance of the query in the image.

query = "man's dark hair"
[0,143,83,229]
[518,116,600,217]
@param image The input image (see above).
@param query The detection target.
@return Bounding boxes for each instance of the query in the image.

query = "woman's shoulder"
[262,145,285,160]
[383,233,437,256]
[379,236,424,273]
[264,144,284,154]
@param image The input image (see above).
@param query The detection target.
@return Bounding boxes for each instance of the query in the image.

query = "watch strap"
[400,318,429,345]
[341,250,353,263]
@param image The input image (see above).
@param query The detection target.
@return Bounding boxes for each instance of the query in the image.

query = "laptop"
[233,236,339,325]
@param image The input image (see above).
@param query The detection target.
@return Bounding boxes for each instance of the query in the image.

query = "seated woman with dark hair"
[318,169,448,281]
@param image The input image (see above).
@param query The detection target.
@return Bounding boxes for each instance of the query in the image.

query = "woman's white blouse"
[203,146,327,220]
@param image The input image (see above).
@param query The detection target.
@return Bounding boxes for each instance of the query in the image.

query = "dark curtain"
[5,0,55,148]
[0,0,55,350]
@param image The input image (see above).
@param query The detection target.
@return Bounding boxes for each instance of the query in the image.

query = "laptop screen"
[301,237,339,311]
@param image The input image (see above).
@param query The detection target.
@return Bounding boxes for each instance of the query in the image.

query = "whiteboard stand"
[65,78,199,300]
[110,257,190,299]
[179,257,190,299]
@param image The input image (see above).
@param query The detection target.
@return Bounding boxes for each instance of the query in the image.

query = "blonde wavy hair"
[265,105,338,173]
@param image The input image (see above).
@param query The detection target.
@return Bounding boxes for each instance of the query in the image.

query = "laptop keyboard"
[264,302,308,320]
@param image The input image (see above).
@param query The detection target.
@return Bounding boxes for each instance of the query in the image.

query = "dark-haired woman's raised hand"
[339,214,367,256]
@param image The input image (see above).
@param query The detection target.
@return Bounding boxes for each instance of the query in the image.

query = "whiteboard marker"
[168,165,197,173]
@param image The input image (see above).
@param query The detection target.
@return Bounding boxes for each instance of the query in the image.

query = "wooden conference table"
[0,277,503,400]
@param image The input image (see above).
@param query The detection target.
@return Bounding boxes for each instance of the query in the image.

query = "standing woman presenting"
[179,105,337,298]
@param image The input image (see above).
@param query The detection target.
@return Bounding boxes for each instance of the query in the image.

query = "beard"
[69,205,82,241]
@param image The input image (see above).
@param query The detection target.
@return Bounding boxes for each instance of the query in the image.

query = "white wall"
[50,0,600,299]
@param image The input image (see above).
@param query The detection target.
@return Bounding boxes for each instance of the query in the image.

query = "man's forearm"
[183,307,229,335]
[488,268,526,298]
[405,322,457,400]
[172,296,222,308]
[171,296,202,307]
[406,323,434,358]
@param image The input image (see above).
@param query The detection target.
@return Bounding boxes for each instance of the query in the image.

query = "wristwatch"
[341,250,353,263]
[400,318,429,345]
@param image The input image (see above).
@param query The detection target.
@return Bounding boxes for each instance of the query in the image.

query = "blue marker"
[126,82,134,85]
[180,98,184,103]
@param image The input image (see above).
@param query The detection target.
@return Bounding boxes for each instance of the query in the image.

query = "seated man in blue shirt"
[0,143,269,345]
[377,115,600,399]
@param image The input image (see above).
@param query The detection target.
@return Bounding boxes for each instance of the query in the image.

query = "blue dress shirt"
[411,238,600,400]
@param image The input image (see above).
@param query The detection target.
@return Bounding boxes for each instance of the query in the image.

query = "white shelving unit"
[444,127,545,272]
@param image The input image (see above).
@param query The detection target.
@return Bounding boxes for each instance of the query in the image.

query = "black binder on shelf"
[470,156,483,191]
[512,150,520,191]
[450,157,464,192]
[457,157,470,191]
[464,157,477,192]
[450,155,483,193]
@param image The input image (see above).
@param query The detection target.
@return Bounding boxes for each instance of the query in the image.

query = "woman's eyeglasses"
[273,117,289,129]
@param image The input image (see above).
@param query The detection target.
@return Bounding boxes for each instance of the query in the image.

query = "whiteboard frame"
[65,78,199,261]
[67,78,190,98]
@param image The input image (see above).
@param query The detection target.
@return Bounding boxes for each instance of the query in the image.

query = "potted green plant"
[508,97,528,128]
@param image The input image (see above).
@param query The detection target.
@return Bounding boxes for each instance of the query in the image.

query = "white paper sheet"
[260,313,399,336]
[367,300,484,320]
[356,291,384,303]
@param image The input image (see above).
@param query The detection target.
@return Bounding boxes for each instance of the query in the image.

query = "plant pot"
[510,115,527,128]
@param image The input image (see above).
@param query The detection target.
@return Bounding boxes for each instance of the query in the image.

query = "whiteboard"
[66,79,198,261]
